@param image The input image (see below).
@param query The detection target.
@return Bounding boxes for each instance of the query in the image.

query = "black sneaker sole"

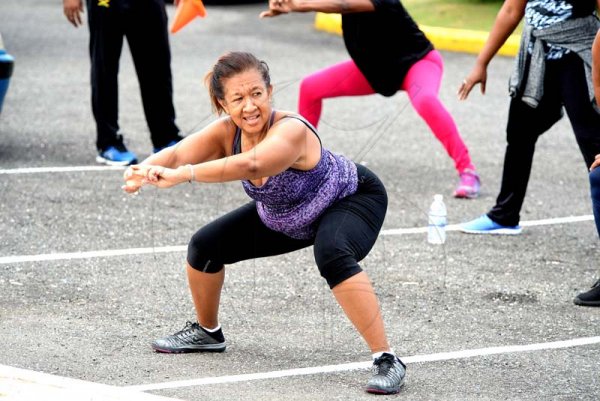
[365,379,405,395]
[573,298,600,307]
[151,343,226,353]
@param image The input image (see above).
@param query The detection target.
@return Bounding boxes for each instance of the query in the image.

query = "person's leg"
[314,166,404,394]
[186,202,313,327]
[558,53,600,307]
[331,271,389,352]
[591,167,600,238]
[313,165,389,352]
[461,63,564,233]
[298,59,375,128]
[486,61,564,227]
[153,202,312,352]
[186,266,224,330]
[86,0,124,152]
[401,50,475,175]
[125,0,180,150]
[573,168,600,306]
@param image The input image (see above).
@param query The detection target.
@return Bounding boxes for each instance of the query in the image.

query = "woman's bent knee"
[315,246,363,289]
[187,229,224,274]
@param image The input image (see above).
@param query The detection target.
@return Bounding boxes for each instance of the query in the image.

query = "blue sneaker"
[153,136,184,154]
[0,43,14,115]
[96,144,138,166]
[460,214,522,235]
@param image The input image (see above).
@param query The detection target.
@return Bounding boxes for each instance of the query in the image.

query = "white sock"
[201,324,221,333]
[372,349,394,360]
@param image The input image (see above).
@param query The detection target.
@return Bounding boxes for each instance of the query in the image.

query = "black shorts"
[187,164,387,288]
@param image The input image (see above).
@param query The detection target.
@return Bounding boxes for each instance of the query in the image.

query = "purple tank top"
[233,114,358,240]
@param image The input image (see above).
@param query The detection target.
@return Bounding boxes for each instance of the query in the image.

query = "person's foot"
[454,169,480,199]
[153,135,185,154]
[96,138,137,166]
[574,279,600,307]
[365,353,406,395]
[152,321,226,353]
[460,214,522,235]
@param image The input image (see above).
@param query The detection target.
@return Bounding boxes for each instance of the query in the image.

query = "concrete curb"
[314,12,520,57]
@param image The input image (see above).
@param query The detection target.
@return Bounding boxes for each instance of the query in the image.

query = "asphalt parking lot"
[1,0,599,400]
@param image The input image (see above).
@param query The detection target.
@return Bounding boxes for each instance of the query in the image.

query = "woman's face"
[220,68,273,136]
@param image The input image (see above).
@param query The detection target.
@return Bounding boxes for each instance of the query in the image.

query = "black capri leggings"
[187,164,387,288]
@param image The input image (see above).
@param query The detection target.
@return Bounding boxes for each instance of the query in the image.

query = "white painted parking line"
[0,165,125,175]
[0,215,594,265]
[519,214,595,227]
[380,214,594,235]
[0,364,181,401]
[0,246,187,265]
[127,335,600,391]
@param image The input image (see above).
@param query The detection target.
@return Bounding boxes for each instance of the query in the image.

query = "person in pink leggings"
[261,0,480,198]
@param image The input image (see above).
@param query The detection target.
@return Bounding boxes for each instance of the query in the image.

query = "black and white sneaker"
[152,321,226,353]
[365,353,406,395]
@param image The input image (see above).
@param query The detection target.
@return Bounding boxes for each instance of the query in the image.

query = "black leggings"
[187,164,387,289]
[488,52,600,226]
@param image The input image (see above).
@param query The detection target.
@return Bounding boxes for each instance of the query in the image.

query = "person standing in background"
[574,28,600,307]
[63,0,183,165]
[260,0,481,199]
[458,0,600,235]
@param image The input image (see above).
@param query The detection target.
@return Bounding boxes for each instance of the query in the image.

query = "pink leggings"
[298,50,474,173]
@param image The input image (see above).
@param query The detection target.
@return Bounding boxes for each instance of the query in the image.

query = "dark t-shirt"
[341,0,433,97]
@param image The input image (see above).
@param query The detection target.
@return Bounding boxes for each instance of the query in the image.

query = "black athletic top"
[341,0,433,97]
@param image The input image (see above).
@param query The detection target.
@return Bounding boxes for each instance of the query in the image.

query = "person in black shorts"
[124,52,406,394]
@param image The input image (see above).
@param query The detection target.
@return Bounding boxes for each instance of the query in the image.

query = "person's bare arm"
[123,118,231,192]
[592,29,600,106]
[457,0,527,100]
[127,118,314,190]
[260,0,374,18]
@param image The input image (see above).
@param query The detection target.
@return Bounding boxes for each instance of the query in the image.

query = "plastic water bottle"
[427,194,447,244]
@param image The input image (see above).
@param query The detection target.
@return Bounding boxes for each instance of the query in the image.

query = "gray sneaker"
[365,353,406,395]
[152,321,226,353]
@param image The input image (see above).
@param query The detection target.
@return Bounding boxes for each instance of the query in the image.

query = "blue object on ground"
[0,45,15,115]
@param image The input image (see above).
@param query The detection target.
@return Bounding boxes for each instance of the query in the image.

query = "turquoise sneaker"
[460,214,522,235]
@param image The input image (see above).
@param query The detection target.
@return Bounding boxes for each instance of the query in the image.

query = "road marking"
[0,215,594,265]
[0,165,125,174]
[0,364,181,401]
[0,246,187,264]
[127,335,600,391]
[380,214,594,235]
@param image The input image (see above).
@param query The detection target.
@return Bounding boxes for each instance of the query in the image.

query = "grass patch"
[404,0,522,33]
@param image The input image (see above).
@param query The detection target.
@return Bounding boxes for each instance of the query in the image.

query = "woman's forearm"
[292,0,374,14]
[475,1,525,68]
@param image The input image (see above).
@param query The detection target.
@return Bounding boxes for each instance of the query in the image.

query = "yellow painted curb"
[314,12,520,57]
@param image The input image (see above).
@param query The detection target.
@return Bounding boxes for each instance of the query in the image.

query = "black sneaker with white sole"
[152,321,226,353]
[365,353,406,395]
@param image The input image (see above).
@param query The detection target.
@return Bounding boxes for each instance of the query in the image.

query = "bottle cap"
[434,194,443,201]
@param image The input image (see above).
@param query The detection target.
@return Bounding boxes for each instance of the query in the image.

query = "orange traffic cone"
[170,0,207,34]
